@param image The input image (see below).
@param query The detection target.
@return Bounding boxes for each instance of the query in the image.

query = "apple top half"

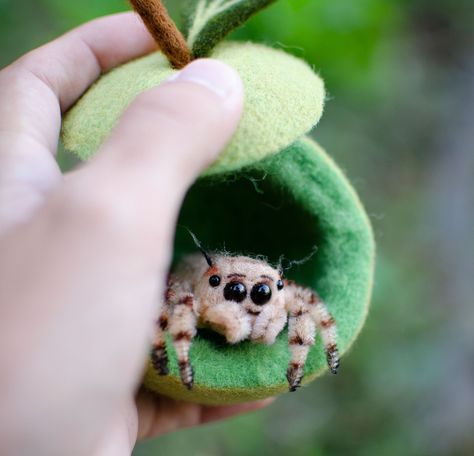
[61,42,325,174]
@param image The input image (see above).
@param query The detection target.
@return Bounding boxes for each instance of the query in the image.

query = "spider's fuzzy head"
[195,254,285,319]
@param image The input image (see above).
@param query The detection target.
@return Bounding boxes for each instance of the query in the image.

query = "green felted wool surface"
[184,0,277,58]
[142,136,375,405]
[61,42,325,176]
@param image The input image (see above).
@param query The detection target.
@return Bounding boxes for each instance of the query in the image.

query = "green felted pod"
[61,40,374,405]
[141,137,374,405]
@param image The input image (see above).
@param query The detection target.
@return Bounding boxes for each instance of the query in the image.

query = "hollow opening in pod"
[144,138,375,405]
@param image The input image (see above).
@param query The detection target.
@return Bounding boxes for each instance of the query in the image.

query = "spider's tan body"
[152,252,339,391]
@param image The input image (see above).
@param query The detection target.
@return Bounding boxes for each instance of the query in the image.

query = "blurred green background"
[1,0,473,455]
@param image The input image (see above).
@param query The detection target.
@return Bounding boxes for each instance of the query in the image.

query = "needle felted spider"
[151,248,340,392]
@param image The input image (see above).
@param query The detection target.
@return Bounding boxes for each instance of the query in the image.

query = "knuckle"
[53,183,127,236]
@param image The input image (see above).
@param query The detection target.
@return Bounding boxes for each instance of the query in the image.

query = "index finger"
[0,12,157,234]
[136,391,274,440]
[0,11,157,153]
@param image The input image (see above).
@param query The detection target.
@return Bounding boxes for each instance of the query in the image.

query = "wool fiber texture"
[61,42,325,175]
[129,0,191,68]
[159,252,339,392]
[172,254,287,347]
[143,137,375,405]
[60,41,373,404]
[183,0,276,58]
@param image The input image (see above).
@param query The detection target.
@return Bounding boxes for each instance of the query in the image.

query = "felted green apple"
[61,0,375,405]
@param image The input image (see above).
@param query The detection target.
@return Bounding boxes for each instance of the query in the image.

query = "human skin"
[0,12,272,456]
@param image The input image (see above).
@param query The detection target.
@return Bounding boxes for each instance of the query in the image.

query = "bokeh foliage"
[1,0,473,455]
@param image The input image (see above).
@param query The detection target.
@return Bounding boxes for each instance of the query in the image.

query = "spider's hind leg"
[285,282,340,391]
[310,297,340,374]
[286,284,316,392]
[286,309,316,391]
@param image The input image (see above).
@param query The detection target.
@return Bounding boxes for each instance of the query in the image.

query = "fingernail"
[164,59,243,102]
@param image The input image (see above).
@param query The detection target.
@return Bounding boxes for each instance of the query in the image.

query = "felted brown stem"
[130,0,191,69]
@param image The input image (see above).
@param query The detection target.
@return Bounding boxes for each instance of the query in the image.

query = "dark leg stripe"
[287,365,303,391]
[320,317,335,328]
[295,309,309,317]
[178,360,194,390]
[178,295,194,307]
[289,335,304,345]
[173,331,192,341]
[158,315,168,330]
[151,348,169,375]
[165,288,174,301]
[289,335,312,346]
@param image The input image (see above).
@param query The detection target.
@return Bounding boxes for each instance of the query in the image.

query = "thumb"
[0,60,243,455]
[66,58,243,260]
[95,57,243,186]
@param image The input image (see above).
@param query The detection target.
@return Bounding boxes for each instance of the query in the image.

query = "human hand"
[0,12,271,456]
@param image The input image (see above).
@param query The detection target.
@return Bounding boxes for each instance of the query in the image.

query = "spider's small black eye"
[251,283,272,305]
[209,275,221,287]
[223,282,247,302]
[276,279,284,291]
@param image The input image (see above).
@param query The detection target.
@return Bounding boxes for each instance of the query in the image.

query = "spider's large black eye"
[209,275,221,287]
[251,283,272,305]
[276,279,284,291]
[223,282,247,302]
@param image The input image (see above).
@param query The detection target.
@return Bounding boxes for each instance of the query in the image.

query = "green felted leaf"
[61,42,325,175]
[183,0,276,57]
[142,136,375,405]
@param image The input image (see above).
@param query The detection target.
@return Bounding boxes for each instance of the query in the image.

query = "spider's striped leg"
[285,283,318,391]
[151,280,175,375]
[151,305,170,375]
[168,293,197,390]
[310,294,340,374]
